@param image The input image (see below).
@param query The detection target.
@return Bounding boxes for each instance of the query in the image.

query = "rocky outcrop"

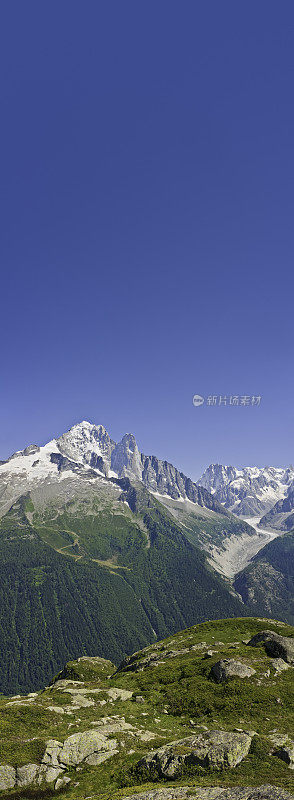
[124,787,294,800]
[136,730,253,778]
[247,631,294,664]
[0,726,120,791]
[210,659,256,683]
[16,763,40,787]
[42,729,118,768]
[0,766,16,791]
[270,735,294,770]
[50,452,97,477]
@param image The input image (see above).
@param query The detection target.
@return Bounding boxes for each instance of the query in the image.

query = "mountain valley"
[0,422,293,697]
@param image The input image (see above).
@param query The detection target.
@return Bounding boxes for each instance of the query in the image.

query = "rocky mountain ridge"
[0,421,228,517]
[198,463,294,518]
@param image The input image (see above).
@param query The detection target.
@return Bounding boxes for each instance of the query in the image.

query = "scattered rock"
[272,658,290,673]
[247,631,294,664]
[210,660,256,683]
[107,688,133,701]
[137,730,253,778]
[47,705,65,714]
[272,739,294,769]
[123,786,294,799]
[55,775,71,790]
[135,695,146,703]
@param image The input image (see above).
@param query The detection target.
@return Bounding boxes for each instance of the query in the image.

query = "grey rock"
[0,765,16,790]
[259,486,294,532]
[137,730,253,778]
[55,775,71,790]
[44,766,64,783]
[273,741,294,769]
[272,658,290,673]
[42,729,118,768]
[124,787,294,800]
[210,659,256,683]
[42,739,64,768]
[248,631,294,664]
[16,763,39,786]
[107,687,133,701]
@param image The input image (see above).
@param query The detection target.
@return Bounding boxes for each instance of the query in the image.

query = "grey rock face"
[248,631,294,664]
[111,434,143,480]
[0,765,16,790]
[50,452,97,477]
[57,422,116,468]
[125,787,294,800]
[210,659,256,683]
[42,729,118,768]
[259,488,294,532]
[55,775,71,790]
[16,763,39,786]
[137,730,253,778]
[57,423,227,511]
[274,742,294,769]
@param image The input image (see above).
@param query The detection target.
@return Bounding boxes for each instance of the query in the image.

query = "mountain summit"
[0,421,227,517]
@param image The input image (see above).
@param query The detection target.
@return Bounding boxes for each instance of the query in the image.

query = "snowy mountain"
[0,422,253,695]
[0,421,227,518]
[197,463,294,517]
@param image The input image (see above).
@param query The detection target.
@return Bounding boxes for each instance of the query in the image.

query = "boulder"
[247,631,294,664]
[273,741,294,769]
[16,763,39,786]
[0,765,16,791]
[55,775,71,790]
[272,658,290,673]
[42,739,63,768]
[43,729,118,768]
[210,660,256,683]
[107,687,133,701]
[137,730,253,778]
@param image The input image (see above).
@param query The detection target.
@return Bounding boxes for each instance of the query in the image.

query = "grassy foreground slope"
[0,617,293,799]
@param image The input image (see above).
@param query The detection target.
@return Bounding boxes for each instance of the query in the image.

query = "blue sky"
[0,1,293,479]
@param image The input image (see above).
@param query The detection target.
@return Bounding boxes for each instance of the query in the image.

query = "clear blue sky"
[1,1,293,478]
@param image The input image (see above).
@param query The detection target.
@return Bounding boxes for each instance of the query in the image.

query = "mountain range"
[0,421,293,694]
[198,462,294,519]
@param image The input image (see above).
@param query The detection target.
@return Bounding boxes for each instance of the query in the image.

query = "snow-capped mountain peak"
[197,463,294,516]
[0,421,228,519]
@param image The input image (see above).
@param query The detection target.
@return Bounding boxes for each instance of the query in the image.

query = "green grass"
[0,617,293,798]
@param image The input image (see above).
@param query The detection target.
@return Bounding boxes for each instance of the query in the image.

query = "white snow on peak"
[0,438,61,483]
[56,421,115,470]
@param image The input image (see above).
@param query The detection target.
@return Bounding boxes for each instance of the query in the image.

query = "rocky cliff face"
[0,421,226,517]
[259,487,294,531]
[198,463,294,517]
[56,422,228,512]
